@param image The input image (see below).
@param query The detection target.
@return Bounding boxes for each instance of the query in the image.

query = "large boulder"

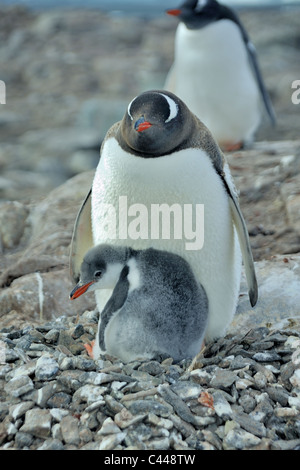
[0,171,96,328]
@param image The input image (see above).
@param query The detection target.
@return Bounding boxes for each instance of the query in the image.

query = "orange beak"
[166,9,182,16]
[136,121,152,132]
[70,281,94,300]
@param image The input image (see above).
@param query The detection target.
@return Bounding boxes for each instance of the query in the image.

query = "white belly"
[167,20,261,144]
[91,137,242,343]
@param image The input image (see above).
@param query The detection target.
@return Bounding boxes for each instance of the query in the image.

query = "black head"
[80,244,130,283]
[118,90,196,157]
[167,0,237,30]
[70,244,131,299]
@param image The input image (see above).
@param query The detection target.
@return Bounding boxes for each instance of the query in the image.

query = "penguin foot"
[220,141,243,152]
[84,340,95,358]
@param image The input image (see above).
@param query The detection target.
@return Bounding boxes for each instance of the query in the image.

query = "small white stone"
[224,428,261,450]
[235,378,253,390]
[50,408,69,422]
[288,394,300,410]
[35,355,59,381]
[275,407,299,418]
[290,369,300,388]
[98,417,122,435]
[73,384,106,405]
[285,336,300,350]
[98,432,126,450]
[291,348,300,366]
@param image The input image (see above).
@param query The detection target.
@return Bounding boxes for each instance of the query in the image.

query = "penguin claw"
[84,340,95,358]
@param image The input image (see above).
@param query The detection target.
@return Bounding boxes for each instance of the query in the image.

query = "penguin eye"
[158,93,179,124]
[94,270,102,278]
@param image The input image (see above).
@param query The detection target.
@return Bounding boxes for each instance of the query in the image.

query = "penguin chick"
[165,0,276,150]
[70,244,208,363]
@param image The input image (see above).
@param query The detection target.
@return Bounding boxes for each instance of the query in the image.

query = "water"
[0,0,299,16]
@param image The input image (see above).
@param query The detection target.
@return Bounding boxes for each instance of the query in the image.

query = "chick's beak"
[70,280,94,300]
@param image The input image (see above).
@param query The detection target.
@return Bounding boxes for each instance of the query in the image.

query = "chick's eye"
[94,270,102,278]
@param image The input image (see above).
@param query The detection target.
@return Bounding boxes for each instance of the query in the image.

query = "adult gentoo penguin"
[165,0,276,151]
[70,90,257,347]
[70,244,208,362]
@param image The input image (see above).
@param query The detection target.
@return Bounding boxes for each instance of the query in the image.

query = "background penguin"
[70,244,208,362]
[70,89,257,345]
[165,0,276,151]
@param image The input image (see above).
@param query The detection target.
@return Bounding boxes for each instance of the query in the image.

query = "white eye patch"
[127,96,136,120]
[195,0,208,12]
[159,93,179,123]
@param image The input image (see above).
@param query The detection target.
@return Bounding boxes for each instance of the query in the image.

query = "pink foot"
[220,141,243,152]
[84,340,95,358]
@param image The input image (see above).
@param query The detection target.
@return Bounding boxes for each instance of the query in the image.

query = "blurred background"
[0,0,299,203]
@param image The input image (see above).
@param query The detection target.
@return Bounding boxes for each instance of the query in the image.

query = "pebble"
[19,409,52,439]
[1,316,300,450]
[35,355,59,381]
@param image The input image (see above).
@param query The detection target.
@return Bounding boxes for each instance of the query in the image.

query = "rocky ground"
[0,4,300,451]
[1,316,300,450]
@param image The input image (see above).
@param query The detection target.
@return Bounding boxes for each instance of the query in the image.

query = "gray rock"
[50,408,69,422]
[290,369,300,388]
[250,394,274,423]
[15,431,34,449]
[210,369,238,389]
[35,355,59,381]
[37,438,64,450]
[238,394,256,414]
[170,381,202,401]
[127,399,172,418]
[46,392,72,409]
[35,382,63,408]
[60,415,80,446]
[0,201,29,249]
[232,255,300,335]
[223,427,261,450]
[157,384,198,426]
[266,385,290,406]
[212,391,233,419]
[138,361,164,376]
[114,408,146,429]
[98,432,126,450]
[9,401,34,421]
[57,330,84,356]
[4,375,34,398]
[20,408,52,439]
[73,384,106,406]
[233,411,267,438]
[253,352,282,362]
[97,417,122,435]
